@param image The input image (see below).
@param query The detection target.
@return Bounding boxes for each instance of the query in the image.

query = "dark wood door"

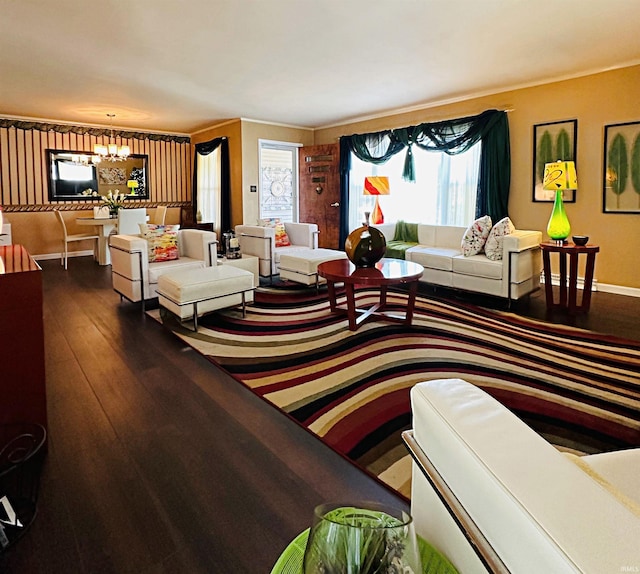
[298,143,341,249]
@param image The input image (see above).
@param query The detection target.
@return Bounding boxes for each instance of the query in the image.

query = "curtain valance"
[339,109,510,242]
[0,118,190,144]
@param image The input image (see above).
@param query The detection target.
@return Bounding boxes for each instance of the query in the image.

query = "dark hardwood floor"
[419,281,640,343]
[1,256,638,573]
[0,257,407,574]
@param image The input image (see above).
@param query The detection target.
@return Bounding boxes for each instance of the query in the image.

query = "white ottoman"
[279,248,348,289]
[157,265,255,330]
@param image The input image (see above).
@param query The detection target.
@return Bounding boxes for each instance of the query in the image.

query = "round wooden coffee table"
[317,258,424,331]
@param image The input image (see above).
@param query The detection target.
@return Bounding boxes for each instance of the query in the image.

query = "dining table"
[76,217,117,265]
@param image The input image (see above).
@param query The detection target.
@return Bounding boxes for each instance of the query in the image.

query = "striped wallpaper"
[0,123,192,211]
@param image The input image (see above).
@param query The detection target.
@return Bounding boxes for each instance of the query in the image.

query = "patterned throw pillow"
[139,224,180,263]
[274,222,291,247]
[461,215,492,256]
[484,217,515,261]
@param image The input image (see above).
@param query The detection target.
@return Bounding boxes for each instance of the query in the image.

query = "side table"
[540,241,599,314]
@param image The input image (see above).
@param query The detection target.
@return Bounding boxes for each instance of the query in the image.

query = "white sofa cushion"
[147,258,205,285]
[406,247,461,272]
[452,253,503,280]
[434,225,467,249]
[577,450,640,511]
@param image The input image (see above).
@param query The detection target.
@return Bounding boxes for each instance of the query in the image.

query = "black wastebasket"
[0,423,47,551]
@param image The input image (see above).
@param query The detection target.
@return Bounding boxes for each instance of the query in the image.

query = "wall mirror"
[47,149,149,201]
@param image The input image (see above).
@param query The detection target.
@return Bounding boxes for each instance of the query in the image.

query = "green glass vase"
[546,189,571,242]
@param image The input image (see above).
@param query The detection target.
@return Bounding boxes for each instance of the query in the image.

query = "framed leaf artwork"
[532,119,577,202]
[603,121,640,213]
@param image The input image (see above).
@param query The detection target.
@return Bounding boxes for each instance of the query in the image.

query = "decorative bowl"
[572,235,589,246]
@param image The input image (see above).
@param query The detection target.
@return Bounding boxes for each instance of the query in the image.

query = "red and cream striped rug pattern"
[152,288,640,498]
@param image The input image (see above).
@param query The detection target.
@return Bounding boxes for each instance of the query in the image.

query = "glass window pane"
[259,143,298,222]
[348,143,480,231]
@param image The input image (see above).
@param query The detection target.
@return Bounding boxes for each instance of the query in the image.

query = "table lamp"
[364,176,390,225]
[127,179,139,195]
[543,160,576,243]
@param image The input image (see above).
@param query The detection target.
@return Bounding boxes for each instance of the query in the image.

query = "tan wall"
[315,65,640,290]
[0,123,191,257]
[240,120,314,225]
[191,120,243,231]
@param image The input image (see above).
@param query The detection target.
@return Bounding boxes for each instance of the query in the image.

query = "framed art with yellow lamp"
[532,119,577,202]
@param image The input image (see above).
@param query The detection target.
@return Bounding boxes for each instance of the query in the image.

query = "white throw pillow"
[484,217,515,261]
[461,215,492,256]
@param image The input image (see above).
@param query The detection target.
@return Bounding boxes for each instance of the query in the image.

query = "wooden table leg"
[344,283,358,330]
[568,252,579,313]
[581,252,597,312]
[326,279,338,313]
[542,250,554,310]
[404,280,419,326]
[558,251,567,308]
[379,284,388,310]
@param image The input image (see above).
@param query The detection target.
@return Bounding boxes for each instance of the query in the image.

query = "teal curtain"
[340,109,511,225]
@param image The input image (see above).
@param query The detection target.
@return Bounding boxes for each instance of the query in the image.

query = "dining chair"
[117,208,148,235]
[54,209,99,270]
[152,205,167,225]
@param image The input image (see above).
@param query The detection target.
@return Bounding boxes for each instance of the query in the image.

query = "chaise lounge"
[110,228,218,310]
[235,222,319,278]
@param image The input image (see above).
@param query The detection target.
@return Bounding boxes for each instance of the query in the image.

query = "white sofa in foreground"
[404,379,640,574]
[110,228,218,310]
[235,222,319,277]
[376,223,541,302]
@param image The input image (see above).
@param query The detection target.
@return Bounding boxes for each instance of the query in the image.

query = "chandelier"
[92,114,130,163]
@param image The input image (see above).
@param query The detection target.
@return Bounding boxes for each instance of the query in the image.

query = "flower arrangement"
[101,190,127,215]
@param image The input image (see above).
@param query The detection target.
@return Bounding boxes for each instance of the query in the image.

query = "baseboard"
[596,282,640,298]
[539,272,640,298]
[539,271,598,291]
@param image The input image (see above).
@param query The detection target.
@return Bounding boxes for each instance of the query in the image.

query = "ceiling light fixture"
[92,114,130,163]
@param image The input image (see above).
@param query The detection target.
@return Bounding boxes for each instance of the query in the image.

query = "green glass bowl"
[270,528,459,574]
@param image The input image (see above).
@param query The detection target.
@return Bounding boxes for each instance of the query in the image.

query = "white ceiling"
[2,0,640,134]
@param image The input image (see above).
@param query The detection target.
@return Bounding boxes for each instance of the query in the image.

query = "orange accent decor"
[364,176,390,196]
[371,196,384,224]
[364,176,390,225]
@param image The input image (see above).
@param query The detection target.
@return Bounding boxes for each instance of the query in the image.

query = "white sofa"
[235,222,319,277]
[375,223,541,302]
[404,379,640,574]
[110,229,218,310]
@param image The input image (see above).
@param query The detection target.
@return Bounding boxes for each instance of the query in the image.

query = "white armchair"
[404,379,640,573]
[110,228,217,310]
[235,222,319,277]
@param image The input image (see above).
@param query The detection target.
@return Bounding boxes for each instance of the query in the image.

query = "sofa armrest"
[109,234,149,281]
[410,379,640,574]
[179,229,218,266]
[502,229,542,254]
[284,222,318,248]
[236,225,276,276]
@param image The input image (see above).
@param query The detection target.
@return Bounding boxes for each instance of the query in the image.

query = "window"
[196,145,221,229]
[259,140,300,222]
[348,142,481,231]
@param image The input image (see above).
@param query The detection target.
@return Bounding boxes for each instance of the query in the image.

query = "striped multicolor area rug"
[151,288,640,499]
